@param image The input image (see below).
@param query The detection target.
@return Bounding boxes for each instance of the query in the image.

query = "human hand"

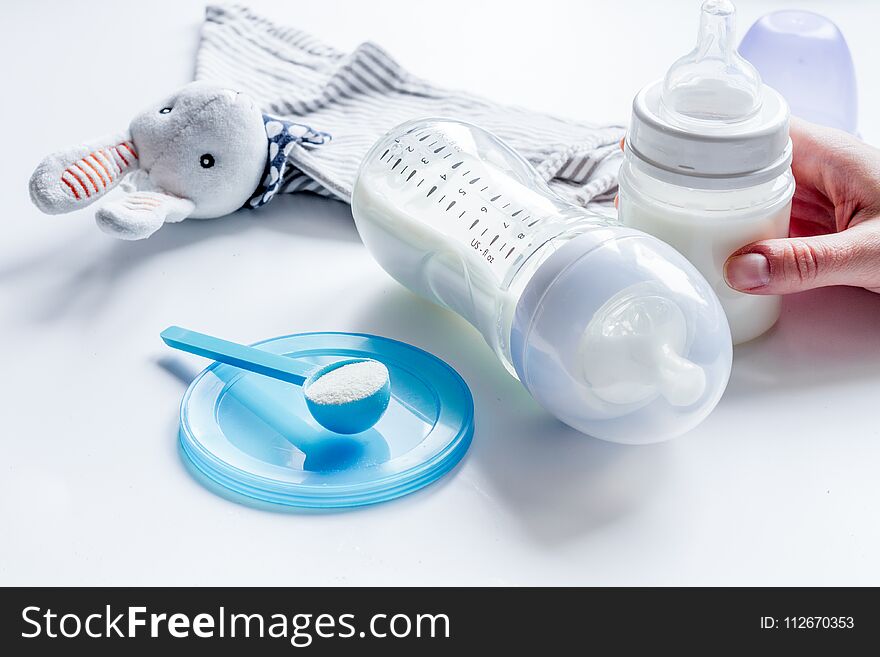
[723,119,880,295]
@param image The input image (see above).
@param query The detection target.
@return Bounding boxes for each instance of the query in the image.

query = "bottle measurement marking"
[383,130,527,266]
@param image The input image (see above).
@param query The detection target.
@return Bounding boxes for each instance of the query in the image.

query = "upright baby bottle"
[618,0,795,344]
[352,118,732,444]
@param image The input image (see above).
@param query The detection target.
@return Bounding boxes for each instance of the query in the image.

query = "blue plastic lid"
[178,332,474,509]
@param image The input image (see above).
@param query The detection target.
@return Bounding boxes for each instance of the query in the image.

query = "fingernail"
[725,253,770,290]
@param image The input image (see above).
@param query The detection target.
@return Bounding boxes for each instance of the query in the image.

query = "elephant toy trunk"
[29,132,139,215]
[61,141,138,201]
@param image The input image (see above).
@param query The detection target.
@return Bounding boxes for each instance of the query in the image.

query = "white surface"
[1,0,879,586]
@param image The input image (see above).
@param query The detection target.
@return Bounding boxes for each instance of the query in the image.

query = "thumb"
[724,227,880,294]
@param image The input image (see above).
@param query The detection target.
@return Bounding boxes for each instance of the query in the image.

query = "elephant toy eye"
[200,154,215,169]
[159,107,172,114]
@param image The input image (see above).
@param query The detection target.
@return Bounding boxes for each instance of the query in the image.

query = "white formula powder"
[305,361,389,406]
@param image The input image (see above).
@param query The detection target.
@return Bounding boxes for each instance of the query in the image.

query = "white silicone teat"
[579,291,706,408]
[662,0,762,123]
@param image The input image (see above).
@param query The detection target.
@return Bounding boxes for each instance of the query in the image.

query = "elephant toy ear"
[29,132,139,214]
[96,190,194,241]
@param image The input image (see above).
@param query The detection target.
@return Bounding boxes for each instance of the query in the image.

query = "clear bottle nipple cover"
[662,0,763,124]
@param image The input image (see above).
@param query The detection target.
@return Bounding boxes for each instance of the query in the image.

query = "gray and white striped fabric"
[196,4,625,208]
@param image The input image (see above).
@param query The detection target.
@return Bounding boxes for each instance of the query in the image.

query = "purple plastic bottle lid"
[739,10,858,134]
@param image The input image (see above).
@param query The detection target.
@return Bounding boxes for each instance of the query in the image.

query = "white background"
[2,0,879,585]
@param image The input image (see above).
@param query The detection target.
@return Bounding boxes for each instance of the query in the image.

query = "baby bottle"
[351,118,732,444]
[618,0,795,344]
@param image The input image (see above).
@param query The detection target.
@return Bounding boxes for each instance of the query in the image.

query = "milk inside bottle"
[618,0,795,344]
[352,118,733,444]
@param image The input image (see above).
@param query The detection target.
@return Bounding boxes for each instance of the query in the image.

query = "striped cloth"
[196,4,625,208]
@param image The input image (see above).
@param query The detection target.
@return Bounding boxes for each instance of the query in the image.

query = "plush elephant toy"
[29,81,329,240]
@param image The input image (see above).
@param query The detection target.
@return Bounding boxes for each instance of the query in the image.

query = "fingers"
[724,225,880,294]
[787,118,838,208]
[614,137,625,208]
[790,118,880,224]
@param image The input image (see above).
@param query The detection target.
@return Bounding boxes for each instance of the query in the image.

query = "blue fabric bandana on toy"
[247,115,331,208]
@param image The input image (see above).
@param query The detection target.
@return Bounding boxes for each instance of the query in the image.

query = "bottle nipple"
[661,0,762,123]
[579,290,706,408]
